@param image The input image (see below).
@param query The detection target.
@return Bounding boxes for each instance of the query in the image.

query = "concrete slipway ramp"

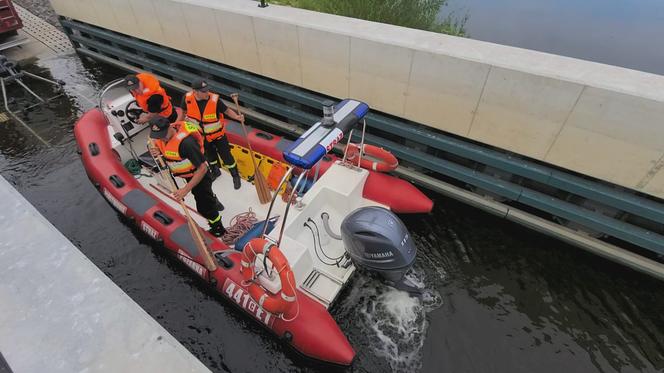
[0,176,210,373]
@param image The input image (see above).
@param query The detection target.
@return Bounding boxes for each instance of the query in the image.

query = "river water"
[1,52,662,373]
[440,0,664,75]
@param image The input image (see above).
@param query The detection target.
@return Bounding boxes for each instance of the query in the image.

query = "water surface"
[441,0,664,75]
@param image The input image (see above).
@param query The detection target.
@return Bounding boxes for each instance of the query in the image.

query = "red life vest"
[154,121,204,178]
[132,73,173,118]
[184,91,226,141]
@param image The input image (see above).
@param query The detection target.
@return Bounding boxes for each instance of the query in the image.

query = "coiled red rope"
[221,208,258,245]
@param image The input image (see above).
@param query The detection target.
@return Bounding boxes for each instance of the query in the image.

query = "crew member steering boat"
[125,73,177,124]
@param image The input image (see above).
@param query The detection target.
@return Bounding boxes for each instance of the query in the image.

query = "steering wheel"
[124,100,143,124]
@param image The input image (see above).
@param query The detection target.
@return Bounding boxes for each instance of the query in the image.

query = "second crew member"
[180,79,242,190]
[148,116,226,237]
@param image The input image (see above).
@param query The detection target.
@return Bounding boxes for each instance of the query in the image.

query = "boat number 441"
[223,278,275,327]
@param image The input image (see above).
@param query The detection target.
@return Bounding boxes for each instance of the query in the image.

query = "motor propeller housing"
[340,206,417,285]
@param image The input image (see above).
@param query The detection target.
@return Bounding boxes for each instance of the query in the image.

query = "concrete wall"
[0,176,210,373]
[49,0,664,199]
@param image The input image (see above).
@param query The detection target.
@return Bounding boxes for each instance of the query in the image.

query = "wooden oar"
[148,139,218,272]
[230,93,272,204]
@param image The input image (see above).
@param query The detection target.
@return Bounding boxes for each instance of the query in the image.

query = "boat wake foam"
[336,266,443,372]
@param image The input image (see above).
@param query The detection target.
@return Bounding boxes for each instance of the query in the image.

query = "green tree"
[272,0,467,36]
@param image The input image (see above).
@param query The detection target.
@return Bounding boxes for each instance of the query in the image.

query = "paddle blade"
[181,201,217,272]
[253,169,272,204]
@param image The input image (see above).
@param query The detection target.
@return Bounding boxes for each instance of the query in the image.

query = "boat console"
[99,80,149,138]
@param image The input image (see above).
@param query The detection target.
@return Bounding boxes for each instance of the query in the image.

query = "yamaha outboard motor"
[340,206,420,295]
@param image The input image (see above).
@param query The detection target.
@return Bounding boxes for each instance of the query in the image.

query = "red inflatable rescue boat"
[74,79,433,366]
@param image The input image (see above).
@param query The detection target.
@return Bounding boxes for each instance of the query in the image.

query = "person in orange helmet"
[124,73,177,124]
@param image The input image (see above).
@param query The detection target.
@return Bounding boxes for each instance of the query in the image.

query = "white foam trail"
[338,267,443,372]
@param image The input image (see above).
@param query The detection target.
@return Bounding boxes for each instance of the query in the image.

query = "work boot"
[209,163,222,180]
[230,166,242,190]
[208,219,226,237]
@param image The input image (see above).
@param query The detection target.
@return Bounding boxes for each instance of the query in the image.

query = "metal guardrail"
[59,18,664,259]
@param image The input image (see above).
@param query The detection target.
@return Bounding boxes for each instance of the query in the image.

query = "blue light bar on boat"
[283,99,369,169]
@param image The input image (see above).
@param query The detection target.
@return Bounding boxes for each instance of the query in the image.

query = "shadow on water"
[1,52,662,373]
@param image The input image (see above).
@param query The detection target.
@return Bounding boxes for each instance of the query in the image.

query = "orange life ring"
[240,238,297,317]
[346,144,398,172]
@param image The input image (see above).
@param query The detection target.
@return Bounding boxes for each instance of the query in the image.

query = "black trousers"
[205,135,236,167]
[185,174,219,222]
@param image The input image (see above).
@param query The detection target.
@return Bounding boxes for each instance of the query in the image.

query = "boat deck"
[128,128,376,308]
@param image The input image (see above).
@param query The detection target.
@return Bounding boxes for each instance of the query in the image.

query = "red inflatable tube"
[364,172,433,214]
